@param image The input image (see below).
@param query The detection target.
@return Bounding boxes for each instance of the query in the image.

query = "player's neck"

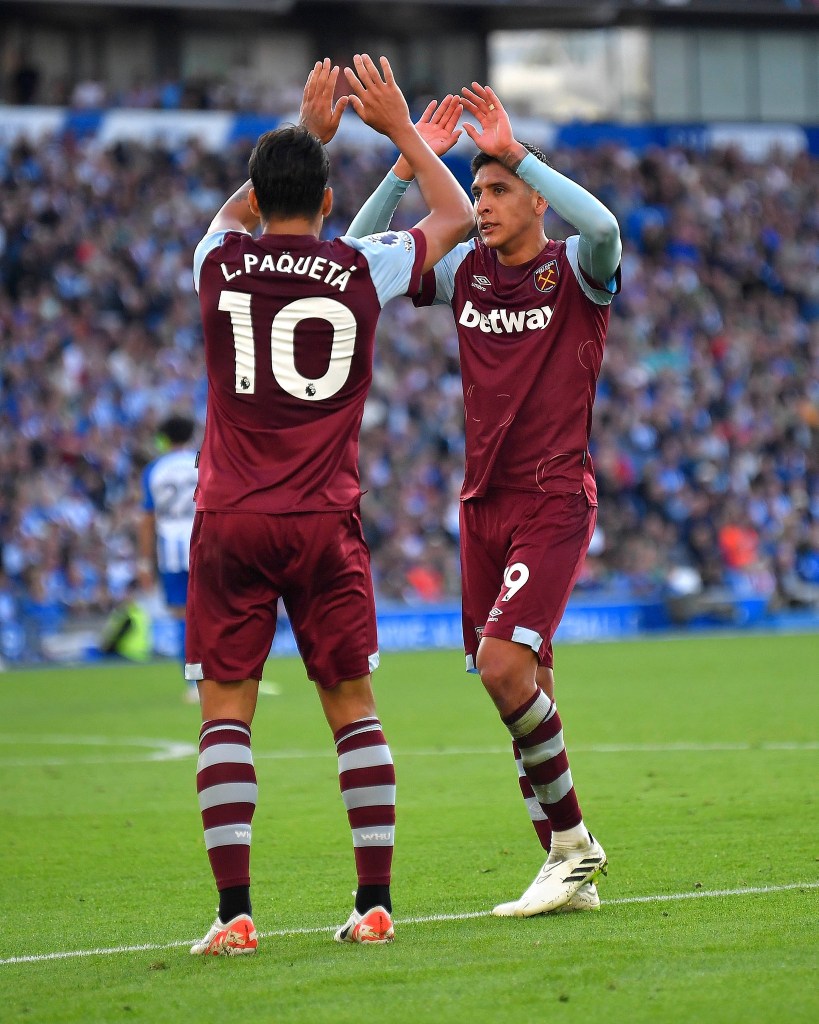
[495,231,549,267]
[261,215,323,239]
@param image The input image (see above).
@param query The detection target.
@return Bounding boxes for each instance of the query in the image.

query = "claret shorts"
[460,489,596,671]
[186,508,378,688]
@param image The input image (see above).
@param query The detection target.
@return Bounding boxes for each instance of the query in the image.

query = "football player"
[348,82,621,916]
[187,57,472,955]
[138,413,199,701]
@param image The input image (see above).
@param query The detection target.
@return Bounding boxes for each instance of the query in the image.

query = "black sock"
[355,884,391,914]
[219,885,252,922]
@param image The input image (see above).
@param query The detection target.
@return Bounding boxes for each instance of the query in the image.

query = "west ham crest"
[534,259,559,293]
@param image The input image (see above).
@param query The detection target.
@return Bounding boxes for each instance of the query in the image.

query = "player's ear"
[248,187,261,217]
[322,186,333,218]
[534,193,549,218]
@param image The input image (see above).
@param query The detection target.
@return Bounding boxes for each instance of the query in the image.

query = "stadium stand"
[0,117,817,662]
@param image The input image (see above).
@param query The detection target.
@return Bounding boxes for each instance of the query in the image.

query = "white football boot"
[493,881,600,917]
[491,836,607,917]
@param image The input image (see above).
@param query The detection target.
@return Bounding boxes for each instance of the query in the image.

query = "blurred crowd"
[0,127,817,661]
[5,58,389,118]
[10,69,311,119]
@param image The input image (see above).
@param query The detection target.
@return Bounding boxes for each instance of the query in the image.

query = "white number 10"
[219,290,357,401]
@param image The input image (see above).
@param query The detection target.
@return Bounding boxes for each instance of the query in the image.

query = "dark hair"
[248,125,330,220]
[470,141,551,177]
[158,414,195,446]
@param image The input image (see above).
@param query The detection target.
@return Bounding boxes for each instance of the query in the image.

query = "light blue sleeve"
[516,153,621,288]
[423,241,476,306]
[347,173,476,306]
[347,171,412,237]
[564,236,616,306]
[192,229,247,293]
[341,231,423,306]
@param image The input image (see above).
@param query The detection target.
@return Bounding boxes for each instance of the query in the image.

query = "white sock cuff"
[550,822,591,851]
[506,690,555,740]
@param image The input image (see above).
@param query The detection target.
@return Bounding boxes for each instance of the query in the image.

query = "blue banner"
[0,108,816,158]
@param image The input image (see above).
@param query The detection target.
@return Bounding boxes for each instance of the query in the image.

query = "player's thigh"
[186,512,281,683]
[282,509,378,691]
[481,491,596,664]
[459,496,512,670]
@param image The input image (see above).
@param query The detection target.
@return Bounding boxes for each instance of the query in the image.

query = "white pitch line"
[0,738,817,768]
[0,753,197,768]
[0,737,195,753]
[253,740,819,760]
[0,734,197,768]
[1,882,816,967]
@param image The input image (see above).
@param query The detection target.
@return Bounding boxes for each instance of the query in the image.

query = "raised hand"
[300,59,349,144]
[394,94,463,180]
[460,83,519,164]
[416,95,463,156]
[343,54,411,140]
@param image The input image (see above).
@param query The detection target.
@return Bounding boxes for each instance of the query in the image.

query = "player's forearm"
[391,126,464,218]
[207,179,260,234]
[347,170,411,237]
[390,126,472,247]
[392,154,414,182]
[514,153,621,282]
[138,514,156,568]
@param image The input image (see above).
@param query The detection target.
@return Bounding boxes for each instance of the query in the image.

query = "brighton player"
[349,83,620,915]
[187,57,472,955]
[138,413,199,700]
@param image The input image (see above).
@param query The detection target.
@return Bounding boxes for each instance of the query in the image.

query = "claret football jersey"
[414,235,619,502]
[193,227,426,513]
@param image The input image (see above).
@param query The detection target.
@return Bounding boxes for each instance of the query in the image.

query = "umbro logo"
[471,274,492,291]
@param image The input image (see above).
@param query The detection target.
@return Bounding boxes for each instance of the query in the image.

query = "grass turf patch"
[0,634,817,1023]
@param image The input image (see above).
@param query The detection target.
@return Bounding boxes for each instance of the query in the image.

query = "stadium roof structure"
[5,0,819,29]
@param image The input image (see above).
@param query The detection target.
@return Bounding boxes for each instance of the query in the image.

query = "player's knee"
[476,642,539,713]
[318,674,377,732]
[475,652,516,701]
[199,678,257,724]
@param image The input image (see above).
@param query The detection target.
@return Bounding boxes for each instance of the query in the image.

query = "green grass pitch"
[0,633,816,1023]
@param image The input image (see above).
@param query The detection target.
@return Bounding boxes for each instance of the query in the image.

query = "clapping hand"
[344,54,412,139]
[394,94,463,180]
[460,83,517,163]
[300,59,349,144]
